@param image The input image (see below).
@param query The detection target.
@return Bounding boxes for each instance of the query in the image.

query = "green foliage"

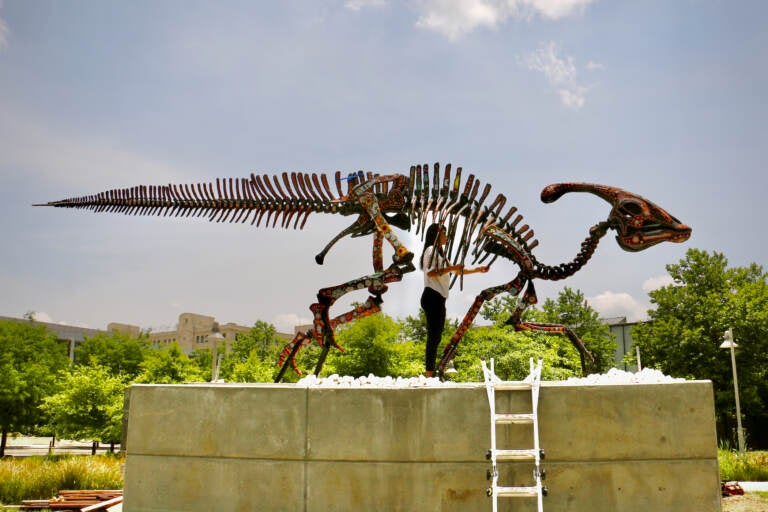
[75,332,149,379]
[399,310,428,343]
[188,348,216,382]
[534,287,617,373]
[480,294,519,323]
[450,324,582,382]
[322,313,402,377]
[134,343,205,384]
[0,455,123,505]
[43,366,126,444]
[633,249,768,447]
[479,287,616,373]
[0,320,70,443]
[219,320,285,382]
[718,450,768,481]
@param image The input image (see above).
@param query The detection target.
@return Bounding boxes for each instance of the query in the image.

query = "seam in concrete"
[125,453,717,465]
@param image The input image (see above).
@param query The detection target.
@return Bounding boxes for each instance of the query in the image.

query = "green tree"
[0,320,70,456]
[322,314,401,377]
[134,343,205,384]
[533,287,616,373]
[219,321,285,382]
[42,365,126,452]
[75,331,149,379]
[399,310,428,343]
[450,324,582,382]
[632,249,768,448]
[480,287,616,373]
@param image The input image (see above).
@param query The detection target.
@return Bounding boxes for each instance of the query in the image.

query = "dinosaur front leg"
[315,216,369,265]
[308,260,415,376]
[354,186,413,264]
[275,330,312,382]
[504,282,595,375]
[275,295,388,381]
[436,273,528,379]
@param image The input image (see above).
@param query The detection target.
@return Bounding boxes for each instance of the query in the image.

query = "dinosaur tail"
[35,173,345,230]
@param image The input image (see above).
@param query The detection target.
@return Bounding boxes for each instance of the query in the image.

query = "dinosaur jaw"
[609,194,691,252]
[614,222,691,252]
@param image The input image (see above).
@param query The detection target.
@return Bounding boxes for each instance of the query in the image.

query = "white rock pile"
[293,368,684,388]
[564,367,685,385]
[295,374,455,388]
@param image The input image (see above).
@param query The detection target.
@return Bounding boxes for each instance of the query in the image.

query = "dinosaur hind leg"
[436,273,528,379]
[504,282,596,376]
[307,260,414,377]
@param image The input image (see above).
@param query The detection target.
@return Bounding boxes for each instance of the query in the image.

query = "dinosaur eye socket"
[621,201,644,216]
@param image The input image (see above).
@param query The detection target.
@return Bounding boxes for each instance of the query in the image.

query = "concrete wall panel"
[127,384,306,459]
[124,381,721,512]
[124,455,303,512]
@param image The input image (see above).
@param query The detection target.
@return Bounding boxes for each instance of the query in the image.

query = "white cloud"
[524,41,590,110]
[414,0,596,40]
[0,102,198,189]
[0,14,9,51]
[29,311,53,323]
[642,274,674,293]
[527,0,593,19]
[273,313,312,334]
[345,0,387,11]
[588,291,649,322]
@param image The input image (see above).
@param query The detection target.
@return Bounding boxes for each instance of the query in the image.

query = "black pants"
[421,287,446,373]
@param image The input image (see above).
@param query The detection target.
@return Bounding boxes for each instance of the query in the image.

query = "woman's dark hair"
[421,223,445,269]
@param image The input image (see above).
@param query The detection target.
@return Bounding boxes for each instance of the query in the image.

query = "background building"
[603,316,640,371]
[1,313,293,359]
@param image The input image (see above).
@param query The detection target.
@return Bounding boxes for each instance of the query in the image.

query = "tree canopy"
[632,249,768,448]
[75,331,149,379]
[43,365,126,446]
[0,320,69,455]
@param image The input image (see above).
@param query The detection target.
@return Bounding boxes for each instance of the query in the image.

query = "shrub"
[0,455,123,505]
[719,450,768,481]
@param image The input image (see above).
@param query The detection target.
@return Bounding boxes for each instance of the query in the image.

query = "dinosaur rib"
[36,164,543,279]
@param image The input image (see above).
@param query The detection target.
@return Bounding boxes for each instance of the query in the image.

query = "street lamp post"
[719,328,745,452]
[208,332,224,383]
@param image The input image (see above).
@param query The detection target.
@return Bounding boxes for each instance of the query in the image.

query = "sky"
[0,0,766,334]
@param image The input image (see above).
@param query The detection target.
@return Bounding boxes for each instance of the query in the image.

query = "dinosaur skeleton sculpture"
[37,163,691,380]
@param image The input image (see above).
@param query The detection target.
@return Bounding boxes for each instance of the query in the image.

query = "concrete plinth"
[123,381,721,511]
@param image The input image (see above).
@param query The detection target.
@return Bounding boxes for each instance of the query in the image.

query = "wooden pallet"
[21,490,123,511]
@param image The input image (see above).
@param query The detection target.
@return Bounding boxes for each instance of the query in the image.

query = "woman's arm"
[427,264,490,277]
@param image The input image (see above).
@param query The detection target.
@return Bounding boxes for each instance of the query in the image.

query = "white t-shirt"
[422,246,450,299]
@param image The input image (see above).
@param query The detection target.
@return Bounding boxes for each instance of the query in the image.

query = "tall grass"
[0,455,123,506]
[719,450,768,481]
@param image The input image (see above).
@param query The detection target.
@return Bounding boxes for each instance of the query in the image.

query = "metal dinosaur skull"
[541,183,691,252]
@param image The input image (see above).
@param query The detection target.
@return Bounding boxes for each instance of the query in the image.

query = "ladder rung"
[493,381,532,390]
[495,486,539,498]
[493,449,538,461]
[494,413,534,424]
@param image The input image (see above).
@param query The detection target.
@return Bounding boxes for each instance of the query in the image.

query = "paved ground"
[3,437,120,457]
[722,493,768,512]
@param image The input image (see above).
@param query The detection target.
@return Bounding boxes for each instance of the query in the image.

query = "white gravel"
[564,367,685,385]
[295,367,684,388]
[296,374,454,388]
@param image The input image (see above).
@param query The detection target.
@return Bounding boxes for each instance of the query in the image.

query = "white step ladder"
[482,358,547,512]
